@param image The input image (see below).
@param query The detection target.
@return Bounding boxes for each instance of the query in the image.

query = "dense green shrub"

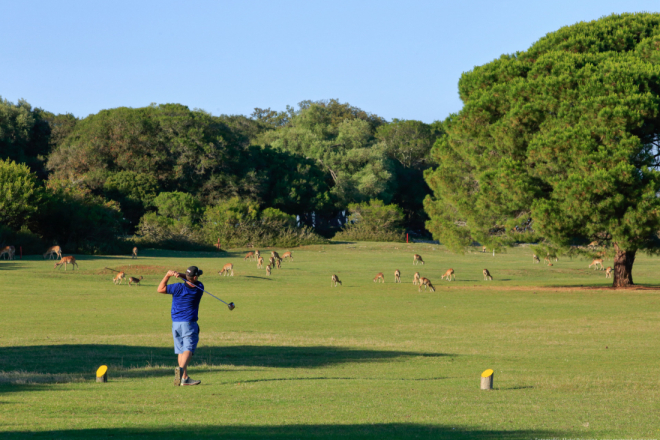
[0,225,46,256]
[333,200,405,242]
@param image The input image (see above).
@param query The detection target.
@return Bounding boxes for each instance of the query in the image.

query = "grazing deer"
[257,257,264,268]
[255,249,260,260]
[373,272,385,283]
[43,246,62,260]
[271,251,281,260]
[394,269,401,283]
[282,251,293,261]
[418,277,436,292]
[128,275,143,286]
[413,272,420,285]
[548,263,553,267]
[532,254,540,264]
[244,251,255,261]
[113,271,126,285]
[276,258,281,269]
[54,256,78,270]
[605,266,612,278]
[441,268,455,281]
[266,264,271,276]
[413,254,424,265]
[331,274,342,287]
[483,269,493,281]
[269,256,276,268]
[132,247,138,259]
[587,241,600,248]
[589,259,604,270]
[0,246,14,260]
[218,263,234,276]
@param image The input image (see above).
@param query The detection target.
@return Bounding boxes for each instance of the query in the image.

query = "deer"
[441,268,455,281]
[128,276,143,286]
[269,256,276,268]
[532,254,540,264]
[132,247,138,259]
[255,249,260,260]
[589,259,604,270]
[544,255,552,265]
[257,257,264,269]
[587,241,600,249]
[373,272,385,283]
[413,272,420,285]
[483,269,493,281]
[244,251,255,261]
[113,271,126,285]
[218,263,234,276]
[266,264,272,276]
[282,251,293,261]
[0,246,15,260]
[482,246,487,253]
[276,258,281,269]
[271,251,281,260]
[54,256,78,270]
[418,277,436,292]
[43,246,62,260]
[394,269,401,283]
[413,254,424,265]
[331,274,342,287]
[605,266,612,278]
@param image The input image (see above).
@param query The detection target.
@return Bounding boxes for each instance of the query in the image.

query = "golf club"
[174,272,235,311]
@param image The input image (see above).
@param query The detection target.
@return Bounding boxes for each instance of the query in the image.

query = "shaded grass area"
[1,242,659,438]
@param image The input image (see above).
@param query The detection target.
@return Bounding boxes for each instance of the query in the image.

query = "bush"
[0,225,46,256]
[0,159,41,229]
[333,200,405,242]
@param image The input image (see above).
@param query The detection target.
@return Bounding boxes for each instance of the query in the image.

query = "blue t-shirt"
[166,281,204,322]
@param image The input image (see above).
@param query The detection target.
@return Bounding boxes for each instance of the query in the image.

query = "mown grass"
[1,242,659,439]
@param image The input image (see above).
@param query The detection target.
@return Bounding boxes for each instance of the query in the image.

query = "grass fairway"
[1,242,659,439]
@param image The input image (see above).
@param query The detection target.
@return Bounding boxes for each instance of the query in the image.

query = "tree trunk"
[613,245,635,287]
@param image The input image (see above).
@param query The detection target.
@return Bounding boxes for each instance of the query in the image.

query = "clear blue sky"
[1,0,659,123]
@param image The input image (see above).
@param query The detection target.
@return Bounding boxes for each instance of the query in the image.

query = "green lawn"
[1,243,659,439]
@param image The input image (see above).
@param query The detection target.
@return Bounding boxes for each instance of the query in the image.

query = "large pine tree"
[424,13,660,287]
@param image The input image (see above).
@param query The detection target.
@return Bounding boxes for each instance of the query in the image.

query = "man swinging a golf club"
[157,266,205,386]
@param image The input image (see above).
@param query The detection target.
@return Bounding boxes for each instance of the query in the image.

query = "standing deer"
[605,266,612,278]
[373,272,385,283]
[218,263,234,276]
[128,276,143,286]
[54,256,78,270]
[589,259,604,270]
[276,258,282,269]
[43,246,62,260]
[132,247,138,259]
[532,254,540,264]
[418,277,436,292]
[113,271,126,285]
[413,272,420,285]
[413,254,424,265]
[269,256,276,268]
[282,251,293,261]
[255,249,261,260]
[394,269,401,283]
[257,257,264,268]
[441,268,455,281]
[271,251,281,260]
[266,265,272,276]
[483,269,493,281]
[244,251,255,261]
[482,246,487,253]
[331,274,342,287]
[0,246,15,260]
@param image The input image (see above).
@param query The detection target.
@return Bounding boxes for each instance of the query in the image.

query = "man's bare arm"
[157,270,179,293]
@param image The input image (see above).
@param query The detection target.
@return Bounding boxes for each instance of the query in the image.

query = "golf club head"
[228,302,235,311]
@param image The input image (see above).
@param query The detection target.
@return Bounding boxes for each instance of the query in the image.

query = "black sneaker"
[180,377,201,386]
[174,367,182,386]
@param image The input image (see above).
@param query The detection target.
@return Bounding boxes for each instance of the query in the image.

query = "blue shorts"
[172,321,200,354]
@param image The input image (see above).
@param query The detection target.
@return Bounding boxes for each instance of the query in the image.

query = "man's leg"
[178,350,193,379]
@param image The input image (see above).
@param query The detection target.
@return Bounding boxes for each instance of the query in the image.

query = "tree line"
[1,98,441,253]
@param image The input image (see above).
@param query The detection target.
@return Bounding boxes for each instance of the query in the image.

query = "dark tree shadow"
[0,262,23,270]
[0,344,451,384]
[0,423,573,439]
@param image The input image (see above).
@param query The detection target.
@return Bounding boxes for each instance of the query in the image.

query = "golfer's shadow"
[0,344,451,385]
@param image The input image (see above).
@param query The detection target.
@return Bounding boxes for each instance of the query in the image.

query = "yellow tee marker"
[480,369,494,390]
[96,365,108,383]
